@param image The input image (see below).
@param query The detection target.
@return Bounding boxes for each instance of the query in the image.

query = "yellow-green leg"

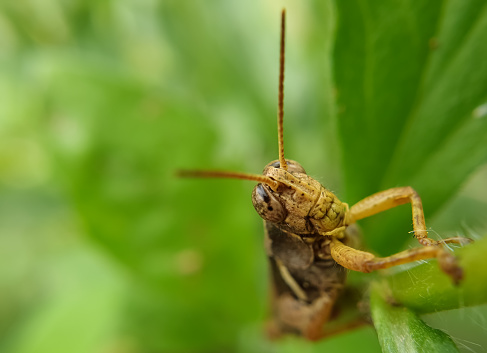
[329,238,465,283]
[334,187,471,283]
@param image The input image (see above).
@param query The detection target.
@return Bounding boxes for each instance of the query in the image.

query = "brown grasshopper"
[180,9,470,340]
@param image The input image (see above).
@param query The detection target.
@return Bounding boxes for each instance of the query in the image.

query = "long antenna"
[178,10,288,188]
[277,9,288,171]
[178,170,279,190]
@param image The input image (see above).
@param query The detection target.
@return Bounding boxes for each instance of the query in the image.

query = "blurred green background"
[1,1,487,352]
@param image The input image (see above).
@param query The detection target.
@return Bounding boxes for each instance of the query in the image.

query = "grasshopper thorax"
[252,159,347,236]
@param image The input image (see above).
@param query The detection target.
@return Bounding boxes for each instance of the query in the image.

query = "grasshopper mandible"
[180,9,470,340]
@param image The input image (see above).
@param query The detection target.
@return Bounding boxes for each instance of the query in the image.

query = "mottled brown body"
[264,221,348,340]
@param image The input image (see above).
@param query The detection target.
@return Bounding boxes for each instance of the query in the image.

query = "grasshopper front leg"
[333,187,471,283]
[348,186,432,244]
[330,238,465,284]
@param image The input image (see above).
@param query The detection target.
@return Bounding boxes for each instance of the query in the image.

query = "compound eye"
[251,184,287,223]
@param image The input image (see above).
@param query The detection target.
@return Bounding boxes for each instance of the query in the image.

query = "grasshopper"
[180,9,470,340]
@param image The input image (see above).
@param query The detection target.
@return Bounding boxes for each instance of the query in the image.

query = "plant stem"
[379,236,487,314]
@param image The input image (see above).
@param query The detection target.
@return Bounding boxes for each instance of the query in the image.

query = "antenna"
[178,9,289,188]
[277,9,287,171]
[178,170,279,190]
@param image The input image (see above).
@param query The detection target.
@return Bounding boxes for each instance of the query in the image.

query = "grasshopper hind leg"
[267,255,349,340]
[267,284,367,341]
[268,292,335,340]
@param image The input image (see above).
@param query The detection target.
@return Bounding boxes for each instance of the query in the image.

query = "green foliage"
[369,238,487,352]
[0,1,486,352]
[334,0,487,254]
[371,286,460,353]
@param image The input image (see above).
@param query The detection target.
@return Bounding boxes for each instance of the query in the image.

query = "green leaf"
[370,284,460,353]
[334,0,487,254]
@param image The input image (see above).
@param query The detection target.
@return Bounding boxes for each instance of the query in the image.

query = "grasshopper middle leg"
[329,238,464,283]
[333,187,471,283]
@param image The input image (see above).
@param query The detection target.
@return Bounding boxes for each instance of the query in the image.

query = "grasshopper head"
[251,159,324,234]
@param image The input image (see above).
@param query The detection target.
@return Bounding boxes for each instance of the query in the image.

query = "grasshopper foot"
[437,250,463,285]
